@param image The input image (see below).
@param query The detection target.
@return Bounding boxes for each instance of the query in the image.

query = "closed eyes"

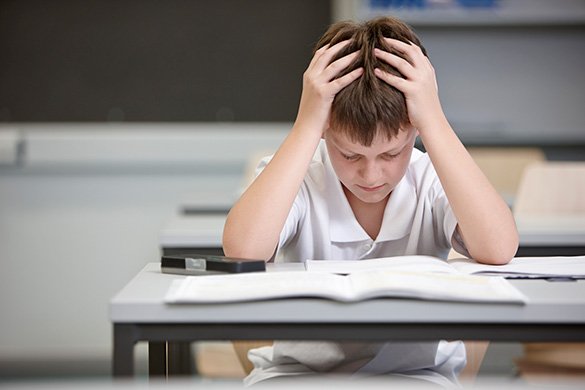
[341,153,361,161]
[341,151,400,161]
[381,152,400,160]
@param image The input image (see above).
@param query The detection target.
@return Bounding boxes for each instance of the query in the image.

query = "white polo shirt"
[258,140,464,263]
[246,140,467,386]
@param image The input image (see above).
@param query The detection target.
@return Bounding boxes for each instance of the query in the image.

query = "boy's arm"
[223,41,363,261]
[374,39,518,265]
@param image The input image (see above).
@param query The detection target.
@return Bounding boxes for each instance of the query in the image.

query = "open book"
[165,260,527,305]
[306,255,585,280]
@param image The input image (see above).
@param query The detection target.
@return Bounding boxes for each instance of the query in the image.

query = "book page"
[448,256,585,278]
[347,270,527,303]
[165,271,352,303]
[165,267,528,304]
[305,255,458,275]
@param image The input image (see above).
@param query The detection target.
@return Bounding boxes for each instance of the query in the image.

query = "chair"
[514,161,585,215]
[467,147,545,205]
[195,342,246,378]
[512,161,585,381]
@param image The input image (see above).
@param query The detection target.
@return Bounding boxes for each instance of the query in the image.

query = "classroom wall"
[0,124,289,377]
[417,26,585,144]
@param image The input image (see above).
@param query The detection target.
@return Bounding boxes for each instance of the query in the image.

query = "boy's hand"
[296,40,364,136]
[374,38,445,133]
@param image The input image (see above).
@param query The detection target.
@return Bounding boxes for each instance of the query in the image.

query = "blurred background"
[1,0,584,385]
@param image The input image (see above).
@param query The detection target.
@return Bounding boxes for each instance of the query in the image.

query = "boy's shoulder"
[410,147,425,164]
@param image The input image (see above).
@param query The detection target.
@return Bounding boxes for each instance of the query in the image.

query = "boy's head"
[315,17,426,146]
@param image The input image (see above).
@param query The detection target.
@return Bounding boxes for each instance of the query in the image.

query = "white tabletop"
[110,263,585,325]
[515,215,585,245]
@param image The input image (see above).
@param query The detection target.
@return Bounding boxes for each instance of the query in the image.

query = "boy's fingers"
[308,44,330,68]
[313,39,352,71]
[323,50,360,81]
[383,37,426,63]
[330,67,364,93]
[315,44,330,55]
[374,48,414,79]
[374,68,408,92]
[383,37,411,48]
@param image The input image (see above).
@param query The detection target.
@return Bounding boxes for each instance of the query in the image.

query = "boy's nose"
[360,162,381,185]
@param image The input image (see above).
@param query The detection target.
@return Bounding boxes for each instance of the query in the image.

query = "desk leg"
[113,324,136,377]
[149,342,166,377]
[168,342,194,376]
[148,342,193,377]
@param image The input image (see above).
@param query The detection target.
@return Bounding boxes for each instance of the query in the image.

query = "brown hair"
[314,17,427,146]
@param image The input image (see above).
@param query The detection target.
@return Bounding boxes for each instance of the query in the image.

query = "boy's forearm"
[222,124,322,261]
[418,117,519,264]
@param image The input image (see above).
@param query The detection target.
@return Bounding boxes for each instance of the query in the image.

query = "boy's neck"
[342,185,390,240]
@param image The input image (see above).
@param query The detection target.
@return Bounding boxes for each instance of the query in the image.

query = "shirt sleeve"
[443,203,471,257]
[429,175,471,258]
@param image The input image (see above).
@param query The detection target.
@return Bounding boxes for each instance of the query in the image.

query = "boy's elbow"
[222,227,246,259]
[223,246,273,262]
[476,252,514,266]
[472,235,519,265]
[222,232,273,262]
[222,234,250,260]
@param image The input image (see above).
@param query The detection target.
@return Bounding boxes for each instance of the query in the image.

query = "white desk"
[515,215,585,254]
[160,213,585,257]
[110,263,585,377]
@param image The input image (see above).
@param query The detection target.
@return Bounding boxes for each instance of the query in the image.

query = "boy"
[223,17,518,386]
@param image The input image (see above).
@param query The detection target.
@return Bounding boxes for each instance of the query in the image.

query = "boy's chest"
[350,202,386,240]
[355,213,384,240]
[329,238,410,260]
[345,191,389,241]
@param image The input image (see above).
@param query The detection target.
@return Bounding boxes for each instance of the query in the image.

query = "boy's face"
[325,126,417,205]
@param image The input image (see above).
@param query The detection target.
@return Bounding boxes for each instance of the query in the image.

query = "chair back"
[514,162,585,216]
[468,147,545,204]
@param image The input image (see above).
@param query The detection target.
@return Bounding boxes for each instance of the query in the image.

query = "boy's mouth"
[357,184,385,192]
